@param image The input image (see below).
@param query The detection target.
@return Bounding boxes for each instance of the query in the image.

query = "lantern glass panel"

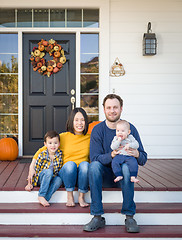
[151,39,156,44]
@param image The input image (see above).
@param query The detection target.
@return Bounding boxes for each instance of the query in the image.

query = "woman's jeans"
[58,161,89,193]
[89,161,136,216]
[38,169,62,201]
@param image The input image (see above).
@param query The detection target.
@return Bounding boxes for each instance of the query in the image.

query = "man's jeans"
[89,161,136,216]
[59,161,89,193]
[38,169,62,201]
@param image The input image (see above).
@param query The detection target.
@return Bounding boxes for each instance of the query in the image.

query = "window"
[0,34,18,139]
[0,8,99,28]
[80,34,99,123]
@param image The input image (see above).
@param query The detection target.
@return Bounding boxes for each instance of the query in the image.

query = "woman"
[27,108,90,207]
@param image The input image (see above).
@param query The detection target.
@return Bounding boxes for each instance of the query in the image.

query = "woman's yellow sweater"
[33,132,90,167]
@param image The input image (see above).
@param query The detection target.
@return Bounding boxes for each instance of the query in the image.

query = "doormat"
[19,158,32,163]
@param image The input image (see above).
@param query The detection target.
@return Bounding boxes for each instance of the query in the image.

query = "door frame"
[0,1,110,156]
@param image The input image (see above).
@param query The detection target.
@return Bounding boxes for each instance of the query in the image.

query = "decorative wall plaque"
[110,58,125,77]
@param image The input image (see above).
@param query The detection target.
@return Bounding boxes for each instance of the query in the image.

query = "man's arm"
[90,126,113,165]
[129,124,147,166]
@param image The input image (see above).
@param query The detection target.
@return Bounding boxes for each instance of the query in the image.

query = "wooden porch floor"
[0,159,182,191]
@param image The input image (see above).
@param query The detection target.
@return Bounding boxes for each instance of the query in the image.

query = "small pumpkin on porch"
[87,121,101,134]
[0,138,18,161]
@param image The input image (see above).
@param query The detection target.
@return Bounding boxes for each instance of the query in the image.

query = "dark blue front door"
[23,33,76,155]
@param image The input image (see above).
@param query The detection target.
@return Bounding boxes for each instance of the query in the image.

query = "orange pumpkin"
[42,40,48,46]
[33,67,38,71]
[54,51,61,58]
[35,57,41,62]
[30,56,34,61]
[0,138,18,161]
[38,44,45,51]
[37,62,42,68]
[47,66,53,72]
[57,62,62,68]
[87,121,101,134]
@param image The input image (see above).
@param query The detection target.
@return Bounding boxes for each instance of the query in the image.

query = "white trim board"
[0,191,182,203]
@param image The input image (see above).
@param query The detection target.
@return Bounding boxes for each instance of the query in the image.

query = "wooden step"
[0,202,182,214]
[0,203,182,226]
[0,225,182,238]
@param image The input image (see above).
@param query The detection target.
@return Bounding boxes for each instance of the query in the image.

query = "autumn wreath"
[30,39,66,77]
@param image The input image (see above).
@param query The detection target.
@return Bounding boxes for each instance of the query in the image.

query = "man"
[83,94,147,233]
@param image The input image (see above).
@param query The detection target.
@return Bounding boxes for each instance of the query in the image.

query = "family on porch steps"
[25,94,147,233]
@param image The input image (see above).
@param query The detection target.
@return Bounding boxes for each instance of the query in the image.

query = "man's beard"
[106,115,120,123]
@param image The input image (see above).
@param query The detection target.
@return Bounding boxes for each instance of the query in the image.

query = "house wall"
[1,0,182,158]
[109,0,182,158]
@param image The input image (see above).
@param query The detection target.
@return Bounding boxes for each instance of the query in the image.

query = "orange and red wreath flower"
[30,39,66,77]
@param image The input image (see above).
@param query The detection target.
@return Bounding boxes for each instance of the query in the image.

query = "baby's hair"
[117,120,130,131]
[44,130,60,142]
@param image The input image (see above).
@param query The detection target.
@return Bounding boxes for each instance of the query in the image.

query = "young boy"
[111,120,139,183]
[25,130,63,207]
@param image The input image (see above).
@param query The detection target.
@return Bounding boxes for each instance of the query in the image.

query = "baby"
[111,120,139,183]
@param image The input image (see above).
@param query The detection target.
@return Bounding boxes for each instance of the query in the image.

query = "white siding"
[109,0,182,158]
[1,0,182,158]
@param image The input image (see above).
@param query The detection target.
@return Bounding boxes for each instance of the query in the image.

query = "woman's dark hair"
[66,108,88,135]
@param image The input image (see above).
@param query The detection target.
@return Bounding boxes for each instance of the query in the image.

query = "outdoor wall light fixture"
[143,22,157,56]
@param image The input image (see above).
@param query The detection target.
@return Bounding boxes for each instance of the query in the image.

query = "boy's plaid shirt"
[32,149,63,186]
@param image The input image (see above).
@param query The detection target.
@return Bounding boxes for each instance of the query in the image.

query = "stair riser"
[0,238,182,240]
[0,213,182,225]
[1,191,182,203]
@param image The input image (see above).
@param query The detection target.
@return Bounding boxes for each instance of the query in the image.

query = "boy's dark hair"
[44,130,60,142]
[102,94,123,107]
[66,107,88,135]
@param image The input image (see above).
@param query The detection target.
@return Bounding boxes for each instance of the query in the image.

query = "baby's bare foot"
[38,196,50,207]
[114,176,123,183]
[114,176,123,182]
[131,177,139,183]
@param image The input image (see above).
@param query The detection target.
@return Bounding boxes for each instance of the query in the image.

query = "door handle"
[71,89,75,95]
[71,96,75,110]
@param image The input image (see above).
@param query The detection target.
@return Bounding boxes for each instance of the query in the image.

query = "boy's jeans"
[58,161,89,193]
[89,161,136,216]
[38,169,62,201]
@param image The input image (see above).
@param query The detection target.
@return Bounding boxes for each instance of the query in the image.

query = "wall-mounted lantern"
[143,22,157,56]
